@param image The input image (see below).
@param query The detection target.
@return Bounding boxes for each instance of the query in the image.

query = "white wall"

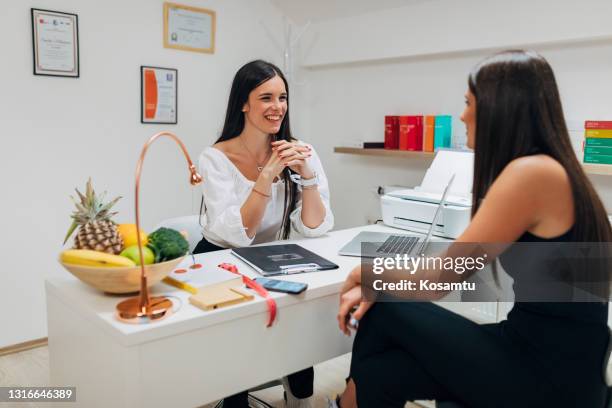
[4,0,612,348]
[0,0,287,348]
[300,0,612,67]
[296,0,612,229]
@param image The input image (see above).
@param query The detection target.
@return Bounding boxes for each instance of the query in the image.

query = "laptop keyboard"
[376,235,419,255]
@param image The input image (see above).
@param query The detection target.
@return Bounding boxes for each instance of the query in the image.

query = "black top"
[499,228,609,397]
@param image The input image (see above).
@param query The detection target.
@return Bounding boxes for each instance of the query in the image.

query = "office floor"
[0,346,423,408]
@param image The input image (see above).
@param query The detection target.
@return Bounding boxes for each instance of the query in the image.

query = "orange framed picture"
[163,2,215,54]
[140,66,177,124]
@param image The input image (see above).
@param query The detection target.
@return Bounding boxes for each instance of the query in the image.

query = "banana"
[61,249,136,267]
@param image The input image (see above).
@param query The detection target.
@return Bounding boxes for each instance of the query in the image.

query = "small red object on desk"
[218,263,277,327]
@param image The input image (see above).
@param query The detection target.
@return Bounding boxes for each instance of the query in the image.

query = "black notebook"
[231,244,339,276]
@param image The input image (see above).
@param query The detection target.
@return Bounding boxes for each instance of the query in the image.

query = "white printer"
[381,150,474,239]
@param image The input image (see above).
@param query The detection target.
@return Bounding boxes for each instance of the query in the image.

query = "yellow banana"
[61,249,136,267]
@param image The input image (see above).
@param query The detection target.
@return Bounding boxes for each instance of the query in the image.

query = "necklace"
[239,135,271,172]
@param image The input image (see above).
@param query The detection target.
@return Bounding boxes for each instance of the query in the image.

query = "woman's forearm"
[300,187,326,228]
[240,170,274,238]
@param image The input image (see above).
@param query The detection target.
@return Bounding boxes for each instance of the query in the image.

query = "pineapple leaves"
[99,196,121,215]
[63,220,79,245]
[85,178,94,201]
[75,188,87,205]
[65,179,122,246]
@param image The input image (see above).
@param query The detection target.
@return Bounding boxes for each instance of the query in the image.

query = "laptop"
[338,174,456,258]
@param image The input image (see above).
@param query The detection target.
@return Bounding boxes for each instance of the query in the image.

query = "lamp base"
[115,296,173,324]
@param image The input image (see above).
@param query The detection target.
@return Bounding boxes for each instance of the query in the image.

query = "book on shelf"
[398,115,423,151]
[423,115,435,152]
[584,153,612,165]
[585,146,612,156]
[586,137,612,147]
[384,115,399,149]
[585,121,612,130]
[363,142,385,149]
[434,115,452,149]
[585,129,612,138]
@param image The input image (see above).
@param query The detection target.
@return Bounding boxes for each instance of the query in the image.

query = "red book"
[585,121,612,129]
[384,116,399,149]
[399,116,423,151]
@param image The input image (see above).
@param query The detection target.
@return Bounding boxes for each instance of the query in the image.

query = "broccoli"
[147,227,189,262]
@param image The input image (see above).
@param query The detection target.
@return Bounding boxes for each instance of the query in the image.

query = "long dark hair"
[215,60,297,240]
[468,50,611,297]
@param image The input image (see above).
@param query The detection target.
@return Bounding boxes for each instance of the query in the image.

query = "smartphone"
[254,277,308,294]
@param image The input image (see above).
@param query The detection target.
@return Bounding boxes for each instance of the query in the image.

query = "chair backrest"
[154,215,203,253]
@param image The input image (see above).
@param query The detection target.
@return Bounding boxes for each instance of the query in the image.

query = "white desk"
[46,224,496,407]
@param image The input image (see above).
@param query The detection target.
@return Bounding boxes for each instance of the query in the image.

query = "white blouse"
[198,142,334,248]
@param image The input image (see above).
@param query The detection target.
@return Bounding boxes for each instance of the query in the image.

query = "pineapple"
[63,179,123,254]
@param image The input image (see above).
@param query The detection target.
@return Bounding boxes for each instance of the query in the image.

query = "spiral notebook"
[231,244,339,276]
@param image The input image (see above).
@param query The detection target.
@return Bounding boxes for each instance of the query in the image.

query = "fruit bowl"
[59,257,185,294]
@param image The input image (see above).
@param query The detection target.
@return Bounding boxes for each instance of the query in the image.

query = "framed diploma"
[31,9,79,77]
[163,2,215,54]
[141,66,178,124]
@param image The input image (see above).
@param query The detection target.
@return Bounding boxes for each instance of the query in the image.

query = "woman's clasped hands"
[265,140,313,178]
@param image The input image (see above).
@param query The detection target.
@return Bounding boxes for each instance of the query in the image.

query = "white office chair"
[436,328,612,408]
[154,215,203,253]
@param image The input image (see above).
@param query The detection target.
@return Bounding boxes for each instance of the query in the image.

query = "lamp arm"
[133,131,203,313]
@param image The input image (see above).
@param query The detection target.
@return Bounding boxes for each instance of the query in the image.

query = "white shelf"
[335,147,611,176]
[334,147,434,159]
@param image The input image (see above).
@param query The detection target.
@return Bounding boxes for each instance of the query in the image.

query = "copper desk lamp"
[116,131,202,324]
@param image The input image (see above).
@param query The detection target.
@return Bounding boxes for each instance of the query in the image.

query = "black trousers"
[350,302,607,408]
[194,237,314,407]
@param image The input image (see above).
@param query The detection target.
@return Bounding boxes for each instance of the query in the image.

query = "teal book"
[584,153,612,165]
[434,115,452,149]
[585,137,612,147]
[585,146,612,155]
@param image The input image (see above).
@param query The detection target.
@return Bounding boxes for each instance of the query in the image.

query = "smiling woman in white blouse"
[196,60,334,408]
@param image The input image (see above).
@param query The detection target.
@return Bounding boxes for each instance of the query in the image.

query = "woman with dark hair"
[197,60,333,408]
[332,50,612,408]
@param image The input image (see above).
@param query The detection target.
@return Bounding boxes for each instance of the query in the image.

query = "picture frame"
[163,2,216,54]
[140,66,178,125]
[31,8,79,77]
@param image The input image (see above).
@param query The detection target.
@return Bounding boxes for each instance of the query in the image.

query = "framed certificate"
[31,8,79,77]
[163,2,215,54]
[141,66,178,124]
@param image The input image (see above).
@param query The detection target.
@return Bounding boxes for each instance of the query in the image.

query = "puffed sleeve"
[199,148,255,248]
[290,144,334,237]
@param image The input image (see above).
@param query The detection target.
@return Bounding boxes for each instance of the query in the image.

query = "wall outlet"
[376,185,409,195]
[365,215,381,225]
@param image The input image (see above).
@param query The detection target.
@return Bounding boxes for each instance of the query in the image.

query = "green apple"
[120,245,155,265]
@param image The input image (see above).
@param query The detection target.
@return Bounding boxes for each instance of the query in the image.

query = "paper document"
[417,150,473,196]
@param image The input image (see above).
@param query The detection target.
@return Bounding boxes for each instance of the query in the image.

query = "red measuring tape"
[218,262,277,327]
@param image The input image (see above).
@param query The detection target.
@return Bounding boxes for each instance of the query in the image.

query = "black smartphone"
[254,277,308,294]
